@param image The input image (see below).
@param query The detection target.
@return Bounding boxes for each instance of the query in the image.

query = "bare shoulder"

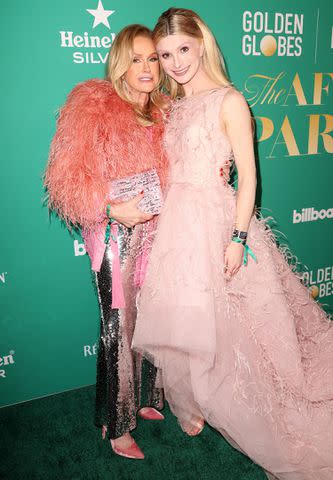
[221,88,249,114]
[219,88,251,130]
[219,88,252,136]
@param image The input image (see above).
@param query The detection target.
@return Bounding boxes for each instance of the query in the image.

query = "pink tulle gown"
[132,87,333,479]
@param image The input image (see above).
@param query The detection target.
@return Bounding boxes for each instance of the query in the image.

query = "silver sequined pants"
[93,223,163,439]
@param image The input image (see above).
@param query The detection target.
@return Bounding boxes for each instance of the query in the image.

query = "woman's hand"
[108,193,153,228]
[224,241,244,280]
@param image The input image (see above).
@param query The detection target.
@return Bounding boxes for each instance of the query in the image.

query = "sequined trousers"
[93,223,163,440]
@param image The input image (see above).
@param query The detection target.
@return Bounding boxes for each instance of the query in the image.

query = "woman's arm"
[44,81,111,229]
[220,89,257,278]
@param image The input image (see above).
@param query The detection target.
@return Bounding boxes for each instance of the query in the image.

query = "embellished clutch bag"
[109,168,163,215]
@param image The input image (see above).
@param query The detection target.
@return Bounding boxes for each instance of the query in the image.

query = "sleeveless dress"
[132,88,333,479]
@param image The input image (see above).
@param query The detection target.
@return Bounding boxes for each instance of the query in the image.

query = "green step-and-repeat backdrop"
[1,0,332,407]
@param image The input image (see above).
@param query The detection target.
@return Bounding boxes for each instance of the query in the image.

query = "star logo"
[87,0,115,29]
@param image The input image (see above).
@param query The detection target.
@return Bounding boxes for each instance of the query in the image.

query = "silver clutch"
[109,168,163,215]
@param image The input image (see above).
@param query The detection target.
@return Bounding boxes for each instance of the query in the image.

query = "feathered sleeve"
[44,79,112,229]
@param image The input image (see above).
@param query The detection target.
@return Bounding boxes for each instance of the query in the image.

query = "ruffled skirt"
[133,182,333,479]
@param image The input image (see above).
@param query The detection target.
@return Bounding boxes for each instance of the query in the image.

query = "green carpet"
[0,385,266,480]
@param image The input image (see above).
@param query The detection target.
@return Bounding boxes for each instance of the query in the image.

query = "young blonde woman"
[132,8,333,478]
[44,24,169,459]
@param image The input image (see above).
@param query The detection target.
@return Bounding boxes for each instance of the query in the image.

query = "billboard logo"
[293,207,333,223]
[0,272,8,284]
[59,1,116,64]
[0,350,15,379]
[242,11,303,57]
[74,240,86,257]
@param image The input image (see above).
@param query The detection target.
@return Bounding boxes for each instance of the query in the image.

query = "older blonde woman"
[44,24,169,459]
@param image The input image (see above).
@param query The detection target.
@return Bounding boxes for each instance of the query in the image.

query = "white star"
[87,0,115,29]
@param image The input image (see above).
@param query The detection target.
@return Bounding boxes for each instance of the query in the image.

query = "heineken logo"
[59,1,116,64]
[0,351,15,379]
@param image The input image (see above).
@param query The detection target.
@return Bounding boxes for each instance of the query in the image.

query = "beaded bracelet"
[232,229,248,247]
[232,229,248,241]
[231,228,257,266]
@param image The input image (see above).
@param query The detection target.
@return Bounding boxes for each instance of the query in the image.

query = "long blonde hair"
[107,24,168,125]
[153,8,231,99]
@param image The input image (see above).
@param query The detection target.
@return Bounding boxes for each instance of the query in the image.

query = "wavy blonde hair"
[107,24,168,125]
[153,8,231,99]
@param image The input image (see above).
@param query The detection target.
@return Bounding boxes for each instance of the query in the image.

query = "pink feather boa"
[44,78,168,229]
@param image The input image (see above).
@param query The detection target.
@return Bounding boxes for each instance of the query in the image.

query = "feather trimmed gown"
[132,87,333,478]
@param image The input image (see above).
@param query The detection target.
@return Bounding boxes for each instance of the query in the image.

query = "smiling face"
[123,35,160,97]
[156,34,204,85]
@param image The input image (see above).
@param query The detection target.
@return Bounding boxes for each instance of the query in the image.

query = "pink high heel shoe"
[179,417,205,437]
[138,407,165,421]
[102,426,145,460]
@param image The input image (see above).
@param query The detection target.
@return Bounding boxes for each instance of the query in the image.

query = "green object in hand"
[104,218,117,244]
[106,203,112,218]
[231,237,257,266]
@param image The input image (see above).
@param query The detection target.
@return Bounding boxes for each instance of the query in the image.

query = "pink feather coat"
[44,78,168,230]
[44,78,168,272]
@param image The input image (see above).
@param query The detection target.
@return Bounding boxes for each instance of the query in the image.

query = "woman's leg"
[137,356,164,410]
[94,240,137,440]
[93,224,164,446]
